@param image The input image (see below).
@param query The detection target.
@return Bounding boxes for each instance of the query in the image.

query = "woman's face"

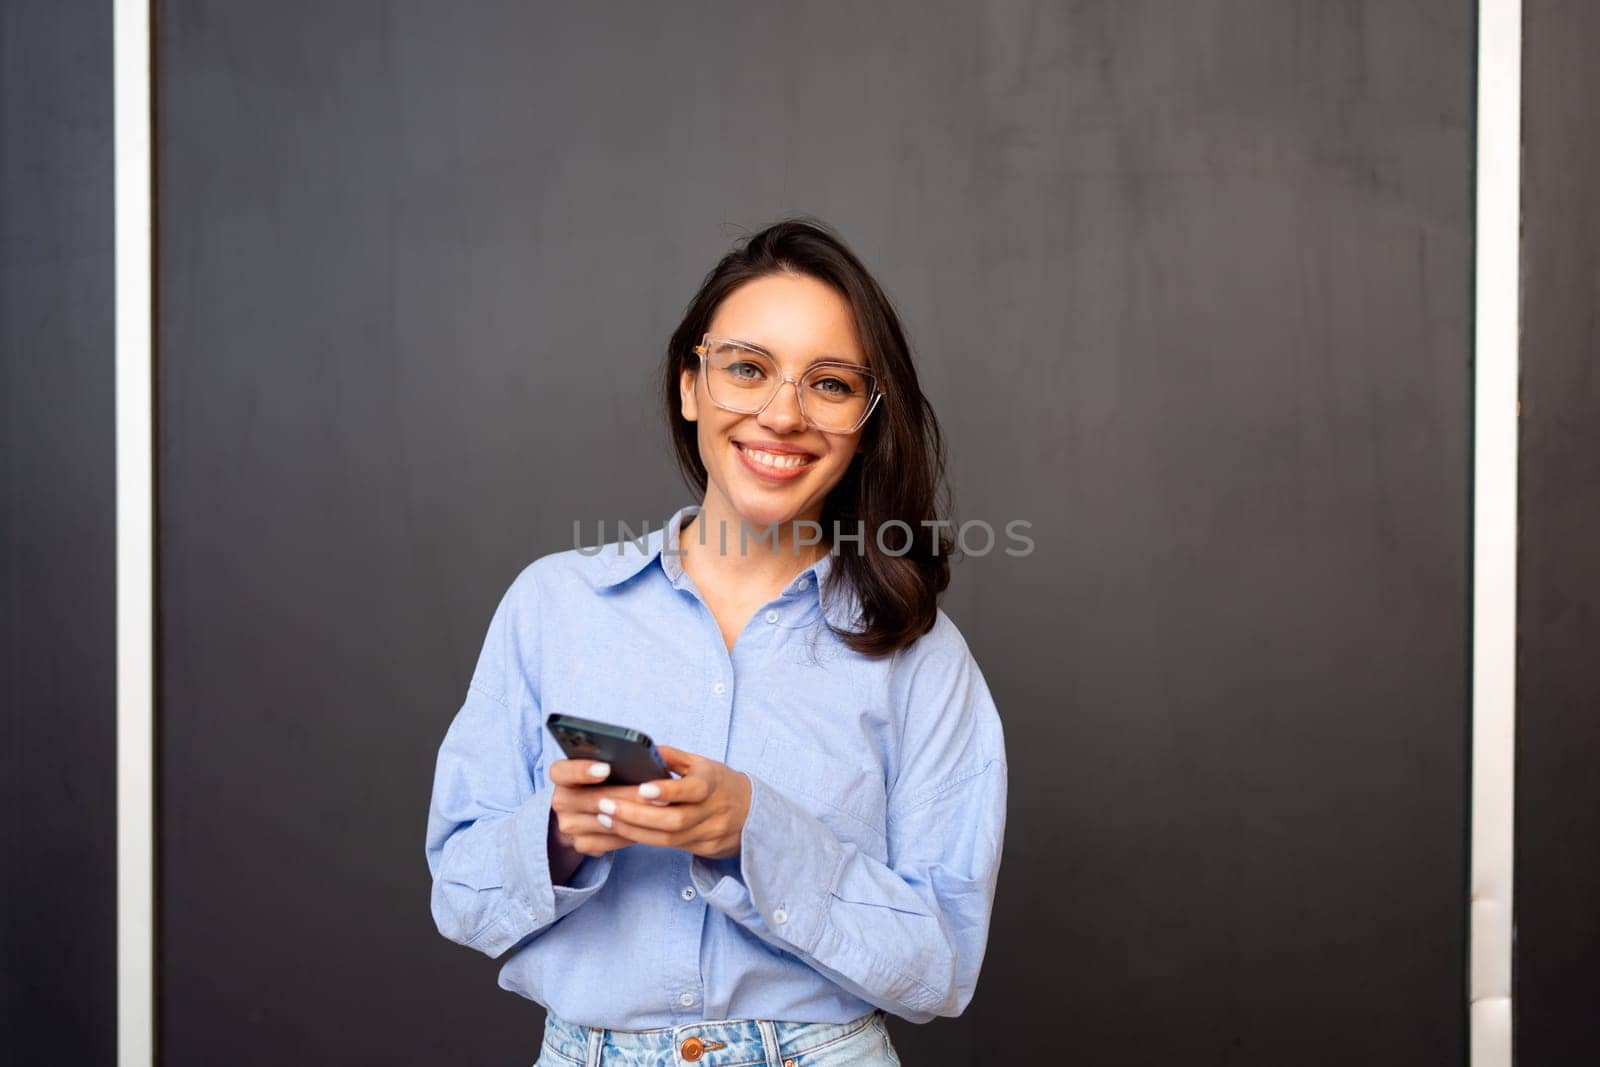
[679,272,869,535]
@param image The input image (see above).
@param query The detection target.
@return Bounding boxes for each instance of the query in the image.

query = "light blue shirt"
[424,503,1008,1029]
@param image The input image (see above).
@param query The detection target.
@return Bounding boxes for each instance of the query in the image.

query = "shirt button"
[681,886,697,901]
[796,577,809,590]
[772,908,789,925]
[712,681,726,695]
[678,992,696,1007]
[765,610,779,624]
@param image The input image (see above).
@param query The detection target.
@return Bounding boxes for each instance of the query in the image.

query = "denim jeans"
[535,1008,902,1067]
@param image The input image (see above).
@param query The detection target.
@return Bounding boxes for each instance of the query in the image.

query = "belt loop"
[585,1025,604,1067]
[756,1019,782,1067]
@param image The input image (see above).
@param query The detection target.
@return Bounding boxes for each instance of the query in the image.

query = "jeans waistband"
[541,1008,883,1067]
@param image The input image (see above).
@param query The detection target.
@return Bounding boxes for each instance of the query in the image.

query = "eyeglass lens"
[701,339,875,432]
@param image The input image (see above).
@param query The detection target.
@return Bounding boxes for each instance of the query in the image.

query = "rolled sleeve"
[425,574,615,958]
[505,768,615,927]
[691,756,1007,1022]
[690,771,845,954]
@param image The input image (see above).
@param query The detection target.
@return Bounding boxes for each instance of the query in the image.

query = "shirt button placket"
[680,604,734,1021]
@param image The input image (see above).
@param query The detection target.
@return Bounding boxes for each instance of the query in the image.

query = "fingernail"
[638,783,661,798]
[586,763,611,779]
[650,800,669,807]
[598,798,616,815]
[597,812,613,828]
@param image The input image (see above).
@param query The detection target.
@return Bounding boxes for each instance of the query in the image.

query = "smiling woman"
[424,218,1008,1067]
[686,274,870,527]
[664,221,955,658]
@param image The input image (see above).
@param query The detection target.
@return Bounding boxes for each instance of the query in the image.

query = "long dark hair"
[661,218,953,657]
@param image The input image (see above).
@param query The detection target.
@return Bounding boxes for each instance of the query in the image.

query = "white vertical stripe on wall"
[1471,1,1521,1065]
[115,0,154,1063]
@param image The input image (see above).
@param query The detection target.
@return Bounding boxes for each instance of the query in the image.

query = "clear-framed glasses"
[692,334,884,434]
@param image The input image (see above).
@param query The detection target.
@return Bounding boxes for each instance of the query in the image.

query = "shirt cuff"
[508,784,614,928]
[689,772,846,956]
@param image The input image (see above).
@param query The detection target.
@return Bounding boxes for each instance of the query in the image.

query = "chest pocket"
[755,736,888,850]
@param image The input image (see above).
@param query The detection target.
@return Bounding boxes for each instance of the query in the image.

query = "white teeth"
[740,445,811,470]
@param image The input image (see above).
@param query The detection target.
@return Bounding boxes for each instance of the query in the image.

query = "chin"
[728,493,811,531]
[721,474,837,533]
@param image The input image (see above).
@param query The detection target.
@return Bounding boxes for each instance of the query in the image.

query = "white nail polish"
[638,782,661,798]
[597,812,613,828]
[586,762,611,779]
[598,798,616,815]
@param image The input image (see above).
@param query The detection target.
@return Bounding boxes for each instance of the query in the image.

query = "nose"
[757,376,807,433]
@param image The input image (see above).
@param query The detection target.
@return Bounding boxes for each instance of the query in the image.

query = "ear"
[679,364,700,422]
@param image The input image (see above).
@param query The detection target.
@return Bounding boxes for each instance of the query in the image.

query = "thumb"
[654,744,698,775]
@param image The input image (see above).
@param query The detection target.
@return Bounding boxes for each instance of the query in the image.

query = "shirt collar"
[595,503,861,631]
[592,506,687,590]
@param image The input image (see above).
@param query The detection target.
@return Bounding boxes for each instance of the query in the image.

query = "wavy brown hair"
[661,218,953,657]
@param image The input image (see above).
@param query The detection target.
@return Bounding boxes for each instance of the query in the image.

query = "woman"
[425,219,1008,1067]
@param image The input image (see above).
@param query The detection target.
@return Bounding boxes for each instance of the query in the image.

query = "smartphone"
[545,713,673,786]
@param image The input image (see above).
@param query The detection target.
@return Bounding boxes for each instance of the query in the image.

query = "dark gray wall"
[2,0,118,1063]
[1516,2,1600,1062]
[157,2,1473,1063]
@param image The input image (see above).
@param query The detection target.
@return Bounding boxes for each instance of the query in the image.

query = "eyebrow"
[719,336,871,372]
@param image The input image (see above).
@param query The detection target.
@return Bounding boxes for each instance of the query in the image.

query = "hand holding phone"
[545,722,753,867]
[544,714,677,875]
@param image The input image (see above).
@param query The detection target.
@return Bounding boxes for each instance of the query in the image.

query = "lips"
[733,441,819,480]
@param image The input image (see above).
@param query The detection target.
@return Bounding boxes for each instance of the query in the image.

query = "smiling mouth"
[734,442,819,472]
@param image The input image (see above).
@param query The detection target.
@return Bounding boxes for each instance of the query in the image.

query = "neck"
[679,493,830,590]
